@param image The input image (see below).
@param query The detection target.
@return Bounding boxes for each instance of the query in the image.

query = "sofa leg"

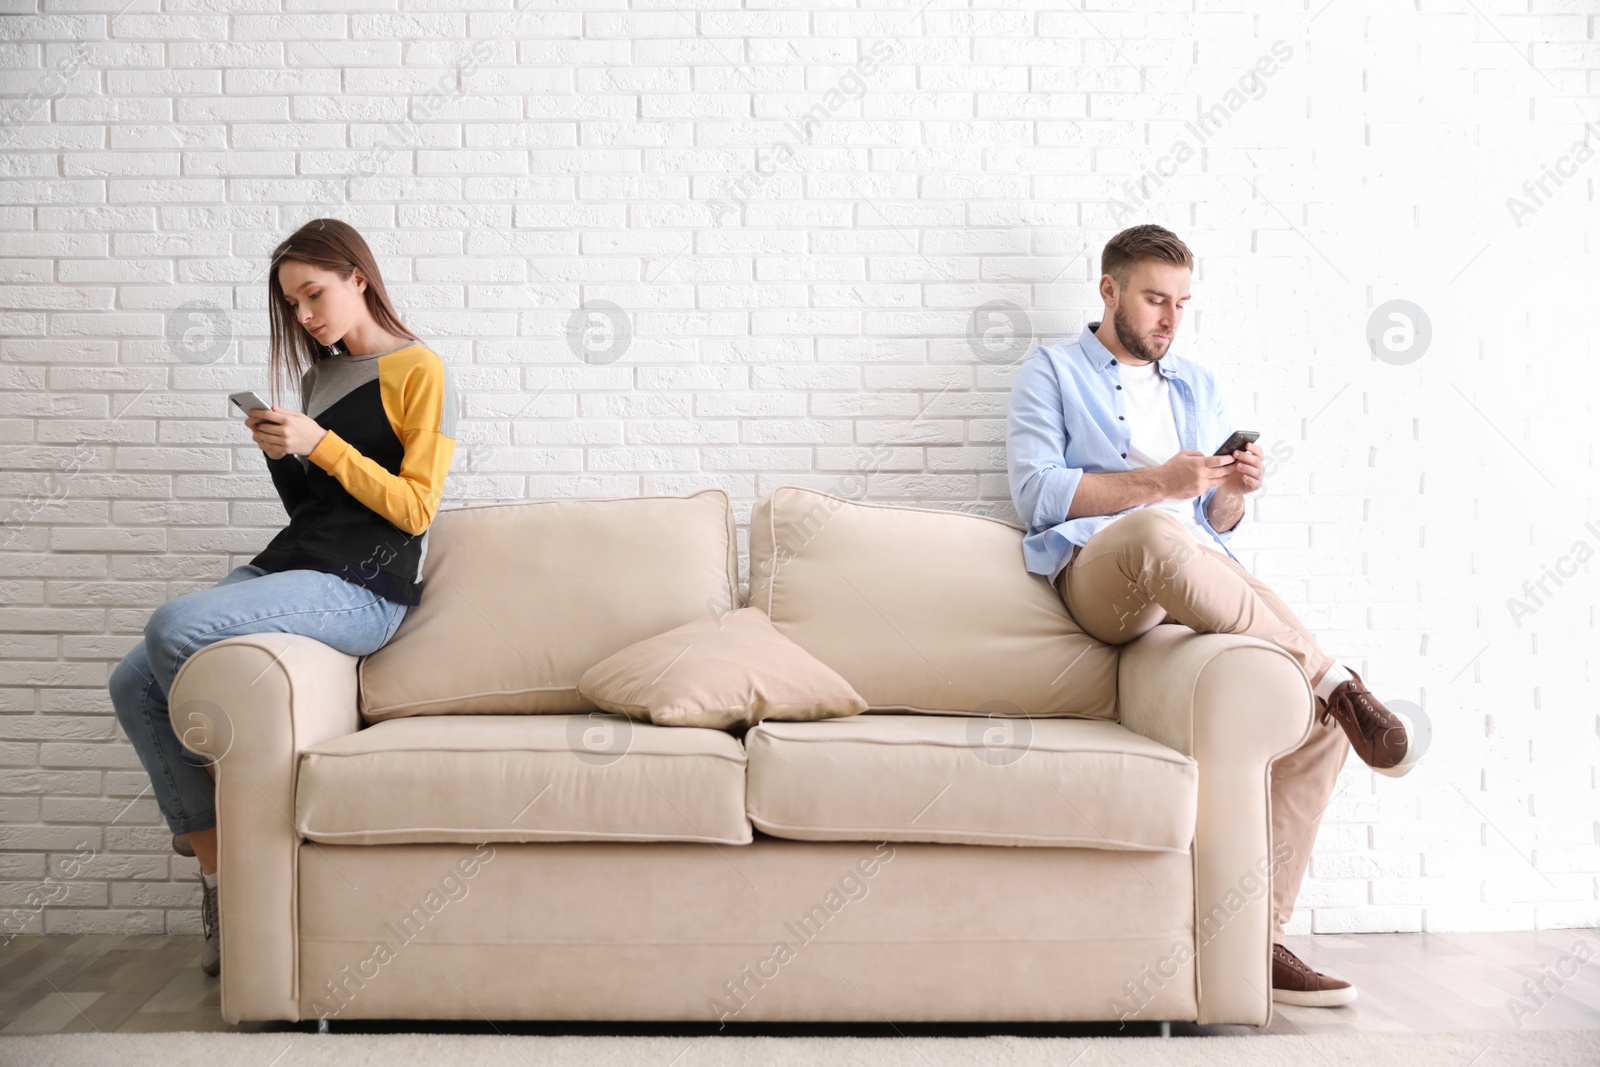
[1160,1021,1171,1038]
[317,1017,330,1034]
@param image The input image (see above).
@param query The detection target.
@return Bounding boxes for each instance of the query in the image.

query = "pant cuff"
[169,813,217,836]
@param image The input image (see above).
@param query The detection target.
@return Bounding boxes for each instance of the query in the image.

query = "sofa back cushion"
[359,489,739,721]
[747,487,1118,719]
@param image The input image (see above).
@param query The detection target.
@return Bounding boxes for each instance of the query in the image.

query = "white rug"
[1,1030,1597,1066]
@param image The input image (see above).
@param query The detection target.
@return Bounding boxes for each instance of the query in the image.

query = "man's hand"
[1157,450,1235,499]
[1204,441,1265,534]
[246,406,328,461]
[1215,440,1264,495]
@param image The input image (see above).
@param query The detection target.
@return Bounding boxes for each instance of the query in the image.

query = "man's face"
[1107,260,1191,363]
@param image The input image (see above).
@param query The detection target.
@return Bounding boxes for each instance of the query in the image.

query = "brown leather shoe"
[1272,943,1355,1007]
[1320,668,1417,778]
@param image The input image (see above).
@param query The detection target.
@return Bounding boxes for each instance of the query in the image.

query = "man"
[1005,223,1420,1008]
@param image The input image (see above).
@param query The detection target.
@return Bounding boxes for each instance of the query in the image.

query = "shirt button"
[1117,415,1124,420]
[1121,452,1128,458]
[1116,385,1122,390]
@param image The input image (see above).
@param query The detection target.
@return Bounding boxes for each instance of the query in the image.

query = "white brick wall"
[2,1,1597,940]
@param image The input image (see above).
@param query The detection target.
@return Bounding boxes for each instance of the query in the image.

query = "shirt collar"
[1080,321,1186,382]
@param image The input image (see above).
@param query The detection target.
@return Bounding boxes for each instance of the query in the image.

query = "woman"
[109,219,458,976]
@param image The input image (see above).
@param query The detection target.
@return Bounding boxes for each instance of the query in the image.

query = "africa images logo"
[1504,519,1600,628]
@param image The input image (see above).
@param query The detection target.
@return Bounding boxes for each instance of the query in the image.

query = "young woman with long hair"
[108,218,458,975]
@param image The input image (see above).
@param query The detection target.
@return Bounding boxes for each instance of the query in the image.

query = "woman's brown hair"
[266,218,418,406]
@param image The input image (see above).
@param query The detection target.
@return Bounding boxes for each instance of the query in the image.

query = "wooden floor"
[0,929,1597,1036]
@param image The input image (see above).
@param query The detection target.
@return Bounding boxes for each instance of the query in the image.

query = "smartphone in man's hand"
[1213,430,1260,457]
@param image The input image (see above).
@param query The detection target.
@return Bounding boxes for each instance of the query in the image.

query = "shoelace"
[1323,683,1385,744]
[1275,946,1317,981]
[199,874,219,942]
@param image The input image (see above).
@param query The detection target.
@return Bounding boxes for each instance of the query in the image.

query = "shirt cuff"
[1038,466,1084,529]
[307,428,346,470]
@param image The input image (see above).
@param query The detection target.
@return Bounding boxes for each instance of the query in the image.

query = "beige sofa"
[170,487,1313,1027]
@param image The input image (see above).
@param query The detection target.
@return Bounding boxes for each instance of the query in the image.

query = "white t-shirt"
[1117,358,1228,555]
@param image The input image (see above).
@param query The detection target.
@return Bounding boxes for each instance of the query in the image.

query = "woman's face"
[278,260,369,346]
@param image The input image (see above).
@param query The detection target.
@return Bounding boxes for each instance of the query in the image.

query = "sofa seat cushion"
[746,714,1197,851]
[295,714,751,845]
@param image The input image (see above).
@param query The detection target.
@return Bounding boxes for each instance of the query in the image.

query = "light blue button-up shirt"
[1006,322,1243,584]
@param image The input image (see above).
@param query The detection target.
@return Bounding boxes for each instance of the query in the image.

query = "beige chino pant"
[1054,507,1350,945]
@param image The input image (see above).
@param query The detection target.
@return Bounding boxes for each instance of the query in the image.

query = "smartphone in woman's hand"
[229,390,272,417]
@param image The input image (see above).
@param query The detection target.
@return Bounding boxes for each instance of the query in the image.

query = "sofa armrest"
[1117,624,1314,1026]
[169,634,361,1023]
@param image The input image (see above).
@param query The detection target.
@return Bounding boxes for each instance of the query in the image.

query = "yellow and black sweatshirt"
[251,341,457,606]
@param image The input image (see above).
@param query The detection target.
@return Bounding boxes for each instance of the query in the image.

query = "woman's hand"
[246,406,328,461]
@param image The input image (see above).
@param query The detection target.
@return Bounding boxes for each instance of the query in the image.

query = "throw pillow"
[577,607,868,729]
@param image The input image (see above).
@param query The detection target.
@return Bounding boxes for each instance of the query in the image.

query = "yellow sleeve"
[306,349,456,536]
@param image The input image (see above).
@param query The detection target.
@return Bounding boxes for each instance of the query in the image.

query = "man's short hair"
[1101,224,1194,289]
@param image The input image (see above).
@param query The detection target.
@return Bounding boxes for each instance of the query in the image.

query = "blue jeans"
[109,565,407,835]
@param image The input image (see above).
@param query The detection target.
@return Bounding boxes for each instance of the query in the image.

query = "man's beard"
[1111,305,1169,363]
